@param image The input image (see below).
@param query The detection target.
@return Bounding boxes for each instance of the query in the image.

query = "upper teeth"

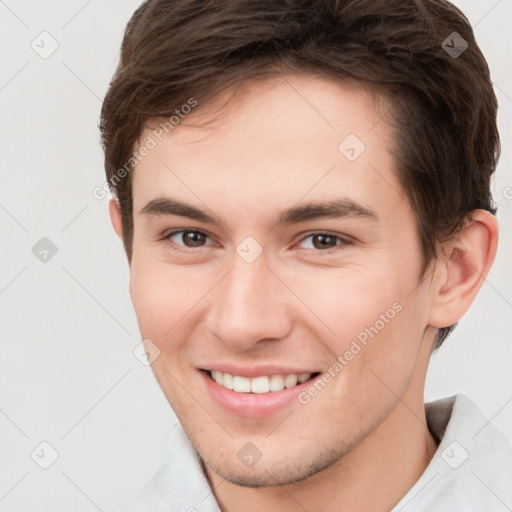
[210,370,312,393]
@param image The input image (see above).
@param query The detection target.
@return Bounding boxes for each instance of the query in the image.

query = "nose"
[206,255,293,352]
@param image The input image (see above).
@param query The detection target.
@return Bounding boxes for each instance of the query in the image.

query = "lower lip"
[200,370,317,418]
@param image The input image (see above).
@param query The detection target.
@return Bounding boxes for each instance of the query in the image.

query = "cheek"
[289,267,402,341]
[129,250,195,341]
[290,264,424,384]
[129,256,206,408]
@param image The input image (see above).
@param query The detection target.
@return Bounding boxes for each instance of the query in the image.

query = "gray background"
[0,1,510,511]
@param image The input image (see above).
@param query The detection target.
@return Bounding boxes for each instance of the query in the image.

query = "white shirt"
[119,394,512,511]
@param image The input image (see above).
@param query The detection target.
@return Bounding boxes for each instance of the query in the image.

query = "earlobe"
[109,198,124,240]
[428,209,498,329]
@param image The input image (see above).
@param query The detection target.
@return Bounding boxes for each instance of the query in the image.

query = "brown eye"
[168,230,209,248]
[298,233,348,251]
[311,234,338,250]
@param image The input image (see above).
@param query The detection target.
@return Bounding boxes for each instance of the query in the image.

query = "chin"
[201,442,354,488]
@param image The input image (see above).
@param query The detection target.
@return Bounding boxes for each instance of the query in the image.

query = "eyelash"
[161,229,352,254]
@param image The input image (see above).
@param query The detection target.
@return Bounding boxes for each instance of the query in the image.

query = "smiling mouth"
[204,369,321,394]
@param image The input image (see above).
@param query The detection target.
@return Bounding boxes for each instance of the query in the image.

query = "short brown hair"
[100,0,499,349]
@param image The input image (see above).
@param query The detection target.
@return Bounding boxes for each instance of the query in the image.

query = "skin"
[109,73,498,512]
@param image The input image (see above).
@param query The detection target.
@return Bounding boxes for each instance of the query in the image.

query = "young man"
[101,0,512,510]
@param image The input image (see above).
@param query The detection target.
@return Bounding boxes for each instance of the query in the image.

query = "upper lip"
[200,364,320,378]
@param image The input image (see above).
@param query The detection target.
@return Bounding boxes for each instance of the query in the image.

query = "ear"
[428,209,498,329]
[109,197,124,240]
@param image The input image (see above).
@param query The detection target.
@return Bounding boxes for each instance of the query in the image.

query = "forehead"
[131,74,406,222]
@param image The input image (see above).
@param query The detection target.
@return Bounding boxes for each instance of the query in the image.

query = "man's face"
[128,74,436,486]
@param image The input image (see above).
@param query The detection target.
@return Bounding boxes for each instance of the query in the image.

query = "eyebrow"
[140,196,379,226]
